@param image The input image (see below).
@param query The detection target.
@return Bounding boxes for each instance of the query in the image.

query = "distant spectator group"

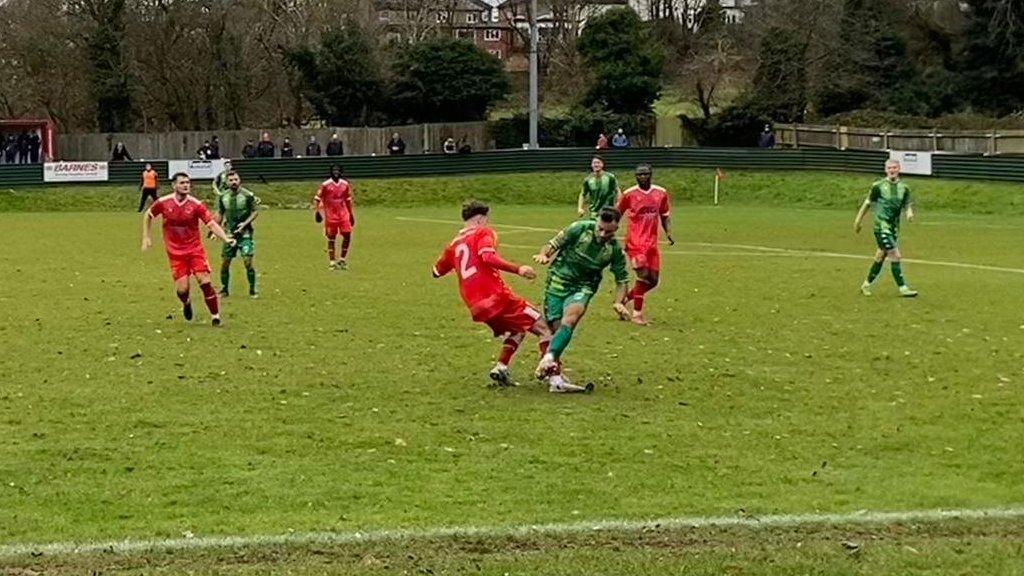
[1,131,42,164]
[595,129,630,150]
[236,132,346,159]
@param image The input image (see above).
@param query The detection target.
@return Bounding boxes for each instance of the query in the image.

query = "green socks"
[891,262,906,287]
[220,266,230,293]
[246,267,257,294]
[866,261,883,283]
[549,325,575,359]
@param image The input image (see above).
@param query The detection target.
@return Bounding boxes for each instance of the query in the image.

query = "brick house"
[375,0,626,71]
[376,0,516,61]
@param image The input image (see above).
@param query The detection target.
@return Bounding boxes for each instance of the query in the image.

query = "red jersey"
[617,185,671,250]
[315,178,352,223]
[432,226,517,322]
[148,194,213,257]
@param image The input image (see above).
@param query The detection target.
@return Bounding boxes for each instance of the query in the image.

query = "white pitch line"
[2,507,1022,559]
[399,216,1024,275]
[501,244,799,257]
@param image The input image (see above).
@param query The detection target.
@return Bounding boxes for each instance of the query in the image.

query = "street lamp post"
[528,0,539,149]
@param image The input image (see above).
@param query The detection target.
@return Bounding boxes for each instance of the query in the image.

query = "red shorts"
[627,244,661,272]
[168,251,211,281]
[324,220,352,238]
[482,297,541,337]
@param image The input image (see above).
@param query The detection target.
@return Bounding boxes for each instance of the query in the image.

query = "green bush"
[680,105,767,147]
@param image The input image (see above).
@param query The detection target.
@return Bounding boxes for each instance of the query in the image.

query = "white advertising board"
[167,159,229,180]
[43,161,109,183]
[889,150,933,176]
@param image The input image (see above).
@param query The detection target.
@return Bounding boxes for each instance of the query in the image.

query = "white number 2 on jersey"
[455,243,478,279]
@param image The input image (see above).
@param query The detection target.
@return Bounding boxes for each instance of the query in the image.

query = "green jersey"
[217,188,260,235]
[582,172,619,218]
[868,178,911,233]
[545,220,629,297]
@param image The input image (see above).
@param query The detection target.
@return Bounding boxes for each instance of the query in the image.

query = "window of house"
[436,12,449,23]
[466,12,478,24]
[484,29,501,41]
[488,49,502,60]
[480,11,490,22]
[457,29,475,40]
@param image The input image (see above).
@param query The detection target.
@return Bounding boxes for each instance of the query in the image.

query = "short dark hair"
[226,170,239,178]
[598,207,621,223]
[635,163,652,174]
[329,164,343,175]
[171,172,190,183]
[461,200,490,221]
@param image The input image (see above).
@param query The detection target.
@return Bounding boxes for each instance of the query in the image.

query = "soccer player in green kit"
[854,159,918,297]
[211,158,233,198]
[532,207,632,392]
[215,171,260,298]
[577,155,619,218]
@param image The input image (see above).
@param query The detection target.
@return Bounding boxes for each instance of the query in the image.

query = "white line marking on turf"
[398,216,1024,275]
[920,221,1020,230]
[501,244,799,257]
[2,507,1021,559]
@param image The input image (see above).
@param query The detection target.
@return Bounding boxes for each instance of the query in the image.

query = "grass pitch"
[1,171,1022,574]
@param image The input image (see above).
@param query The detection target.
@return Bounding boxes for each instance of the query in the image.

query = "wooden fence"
[775,124,1024,155]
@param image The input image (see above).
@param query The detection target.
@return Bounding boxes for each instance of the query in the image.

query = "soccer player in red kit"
[616,164,675,325]
[314,164,355,270]
[142,172,236,326]
[431,200,555,387]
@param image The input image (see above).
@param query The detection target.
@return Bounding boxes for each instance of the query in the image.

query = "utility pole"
[528,0,539,149]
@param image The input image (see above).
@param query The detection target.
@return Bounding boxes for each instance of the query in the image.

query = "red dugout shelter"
[0,119,56,161]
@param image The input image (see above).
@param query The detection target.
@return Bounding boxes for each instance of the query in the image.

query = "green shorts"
[543,288,594,323]
[873,229,898,251]
[222,235,254,259]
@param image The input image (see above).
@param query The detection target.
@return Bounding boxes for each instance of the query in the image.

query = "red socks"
[327,239,336,261]
[200,282,219,315]
[498,333,524,365]
[631,280,650,312]
[341,233,351,259]
[537,337,561,374]
[176,289,190,304]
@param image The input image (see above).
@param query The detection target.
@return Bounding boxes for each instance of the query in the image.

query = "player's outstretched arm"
[206,219,236,246]
[533,243,556,265]
[141,211,154,251]
[661,215,675,245]
[313,189,324,223]
[431,249,453,278]
[480,251,535,279]
[853,199,871,233]
[345,195,355,225]
[577,189,587,217]
[235,197,260,233]
[612,282,629,306]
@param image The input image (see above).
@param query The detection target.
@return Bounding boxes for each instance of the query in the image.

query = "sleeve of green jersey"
[549,220,586,250]
[902,186,911,207]
[610,244,629,285]
[868,182,881,203]
[581,178,590,200]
